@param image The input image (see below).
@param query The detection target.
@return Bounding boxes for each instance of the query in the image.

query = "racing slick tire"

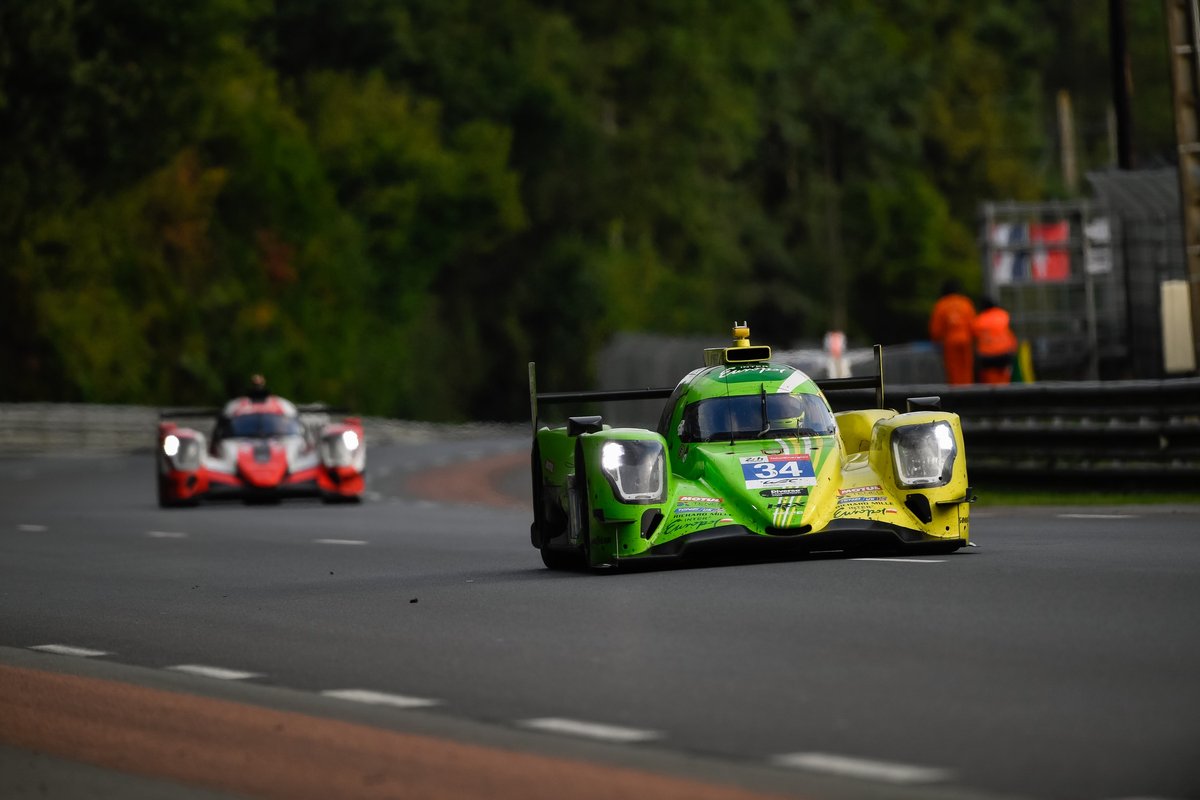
[156,476,172,508]
[572,445,610,571]
[531,444,548,549]
[321,493,361,505]
[534,444,578,569]
[540,542,578,570]
[156,473,187,508]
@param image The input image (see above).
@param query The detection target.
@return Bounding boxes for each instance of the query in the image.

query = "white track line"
[320,689,439,708]
[1057,513,1136,519]
[166,664,261,681]
[314,538,368,546]
[851,558,945,564]
[771,752,950,784]
[29,644,109,658]
[17,524,47,532]
[147,530,188,539]
[518,717,661,743]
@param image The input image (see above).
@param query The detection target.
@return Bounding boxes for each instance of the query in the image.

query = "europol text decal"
[739,454,815,489]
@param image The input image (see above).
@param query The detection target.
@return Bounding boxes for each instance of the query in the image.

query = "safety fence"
[0,404,524,456]
[3,380,1197,488]
[825,378,1200,487]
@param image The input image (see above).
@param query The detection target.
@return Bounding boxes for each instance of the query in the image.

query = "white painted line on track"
[147,530,188,539]
[851,558,945,564]
[314,538,368,546]
[771,752,950,784]
[166,664,261,681]
[17,524,47,532]
[30,644,109,658]
[320,689,439,708]
[518,717,661,743]
[1057,513,1136,519]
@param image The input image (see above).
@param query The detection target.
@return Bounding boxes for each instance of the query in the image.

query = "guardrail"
[3,381,1198,488]
[826,378,1200,487]
[0,404,524,455]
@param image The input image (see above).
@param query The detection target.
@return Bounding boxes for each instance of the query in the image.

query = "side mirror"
[567,415,604,436]
[906,396,942,412]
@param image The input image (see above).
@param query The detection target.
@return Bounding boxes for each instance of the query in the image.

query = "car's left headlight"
[598,440,665,503]
[891,422,957,488]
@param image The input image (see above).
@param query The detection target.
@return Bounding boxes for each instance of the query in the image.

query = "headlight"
[322,431,359,467]
[891,422,957,488]
[598,440,665,503]
[164,435,201,471]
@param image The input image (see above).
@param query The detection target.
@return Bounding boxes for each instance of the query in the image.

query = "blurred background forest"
[0,1,1177,419]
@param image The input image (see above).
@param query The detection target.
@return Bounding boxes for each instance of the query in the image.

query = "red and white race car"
[156,395,365,506]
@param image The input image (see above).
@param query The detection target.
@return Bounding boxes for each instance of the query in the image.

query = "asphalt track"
[1,436,1199,800]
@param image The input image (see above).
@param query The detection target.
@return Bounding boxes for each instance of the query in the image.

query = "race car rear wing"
[529,344,885,432]
[158,403,348,420]
[158,407,220,419]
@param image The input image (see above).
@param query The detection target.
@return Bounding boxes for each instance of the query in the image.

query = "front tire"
[540,545,578,570]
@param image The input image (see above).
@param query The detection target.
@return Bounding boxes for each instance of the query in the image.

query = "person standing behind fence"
[929,279,976,385]
[972,296,1018,384]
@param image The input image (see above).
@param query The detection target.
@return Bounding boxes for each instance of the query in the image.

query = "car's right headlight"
[891,422,957,488]
[321,430,360,467]
[163,434,201,471]
[598,440,665,503]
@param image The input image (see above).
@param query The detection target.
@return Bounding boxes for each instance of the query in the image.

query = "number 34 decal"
[740,454,816,488]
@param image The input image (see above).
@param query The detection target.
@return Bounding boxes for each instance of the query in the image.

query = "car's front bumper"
[633,519,962,561]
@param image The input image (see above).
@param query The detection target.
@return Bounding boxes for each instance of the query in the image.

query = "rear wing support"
[814,344,885,409]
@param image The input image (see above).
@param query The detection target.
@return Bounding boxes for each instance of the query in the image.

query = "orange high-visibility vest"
[972,307,1017,357]
[929,294,976,345]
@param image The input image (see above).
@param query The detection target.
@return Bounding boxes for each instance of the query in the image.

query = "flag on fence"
[989,223,1028,285]
[1030,221,1070,281]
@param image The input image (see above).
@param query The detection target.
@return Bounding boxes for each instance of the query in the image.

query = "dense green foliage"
[0,1,1175,419]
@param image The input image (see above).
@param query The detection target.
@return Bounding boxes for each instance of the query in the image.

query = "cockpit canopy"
[222,412,304,439]
[680,392,836,443]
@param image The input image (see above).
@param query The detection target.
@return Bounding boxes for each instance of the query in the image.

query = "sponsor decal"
[759,488,809,498]
[717,365,792,381]
[739,454,816,489]
[885,508,898,514]
[674,506,721,514]
[837,496,887,505]
[544,460,555,473]
[718,518,734,524]
[679,495,723,504]
[838,485,883,496]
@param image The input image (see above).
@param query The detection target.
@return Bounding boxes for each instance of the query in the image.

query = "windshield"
[225,413,304,439]
[681,392,836,443]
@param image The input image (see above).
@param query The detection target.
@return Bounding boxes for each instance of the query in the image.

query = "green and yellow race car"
[529,324,972,570]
